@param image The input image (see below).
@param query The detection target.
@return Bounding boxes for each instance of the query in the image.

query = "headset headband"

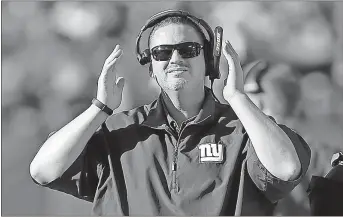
[135,10,214,64]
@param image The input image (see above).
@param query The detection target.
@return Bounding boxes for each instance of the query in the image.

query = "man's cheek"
[152,66,165,77]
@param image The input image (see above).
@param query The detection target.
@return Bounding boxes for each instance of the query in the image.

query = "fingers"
[101,46,123,76]
[106,50,123,68]
[223,40,239,60]
[105,45,121,64]
[103,45,123,67]
[222,41,236,75]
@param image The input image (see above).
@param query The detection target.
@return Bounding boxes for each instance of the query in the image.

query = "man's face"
[149,24,206,91]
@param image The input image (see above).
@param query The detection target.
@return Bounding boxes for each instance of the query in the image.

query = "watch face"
[331,152,343,167]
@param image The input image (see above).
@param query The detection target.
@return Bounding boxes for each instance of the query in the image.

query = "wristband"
[92,98,113,116]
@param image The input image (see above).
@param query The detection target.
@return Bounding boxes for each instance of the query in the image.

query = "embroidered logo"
[198,143,224,163]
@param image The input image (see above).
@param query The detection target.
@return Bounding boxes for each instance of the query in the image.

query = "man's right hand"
[97,44,125,111]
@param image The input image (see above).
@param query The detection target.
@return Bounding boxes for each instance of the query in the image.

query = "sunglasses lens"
[152,47,173,61]
[151,42,201,61]
[178,43,199,58]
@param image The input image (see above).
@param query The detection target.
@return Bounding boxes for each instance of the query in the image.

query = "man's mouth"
[166,67,188,73]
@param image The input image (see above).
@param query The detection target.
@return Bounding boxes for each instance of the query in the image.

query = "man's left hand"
[222,40,245,103]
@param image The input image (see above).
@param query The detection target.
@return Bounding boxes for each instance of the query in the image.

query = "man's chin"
[164,79,188,91]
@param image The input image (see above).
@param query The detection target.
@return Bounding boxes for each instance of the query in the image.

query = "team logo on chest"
[198,143,224,163]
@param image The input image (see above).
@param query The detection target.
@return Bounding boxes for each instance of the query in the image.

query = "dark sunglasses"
[151,42,203,61]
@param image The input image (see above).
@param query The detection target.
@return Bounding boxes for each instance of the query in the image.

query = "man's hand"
[222,40,245,103]
[97,44,125,110]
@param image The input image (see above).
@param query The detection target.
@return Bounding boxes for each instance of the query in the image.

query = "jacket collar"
[142,87,216,129]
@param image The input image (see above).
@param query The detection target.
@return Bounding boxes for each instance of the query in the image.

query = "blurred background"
[2,1,343,215]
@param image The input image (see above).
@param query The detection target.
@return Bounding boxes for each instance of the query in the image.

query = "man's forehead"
[150,24,202,47]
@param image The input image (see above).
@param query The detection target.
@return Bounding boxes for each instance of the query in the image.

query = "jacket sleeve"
[246,122,311,203]
[31,127,110,202]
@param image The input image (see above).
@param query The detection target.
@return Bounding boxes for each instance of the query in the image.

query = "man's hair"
[148,16,207,48]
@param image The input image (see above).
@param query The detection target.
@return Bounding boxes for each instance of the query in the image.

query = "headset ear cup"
[139,49,151,65]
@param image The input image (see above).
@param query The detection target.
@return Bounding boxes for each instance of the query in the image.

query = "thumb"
[115,77,125,91]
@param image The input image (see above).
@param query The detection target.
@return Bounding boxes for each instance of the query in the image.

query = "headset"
[135,9,223,83]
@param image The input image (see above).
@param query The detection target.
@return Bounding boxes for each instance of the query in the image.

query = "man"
[30,10,311,215]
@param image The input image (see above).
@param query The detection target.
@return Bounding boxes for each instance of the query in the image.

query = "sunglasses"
[151,42,203,61]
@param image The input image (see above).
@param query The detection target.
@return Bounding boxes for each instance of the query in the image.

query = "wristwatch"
[92,98,113,116]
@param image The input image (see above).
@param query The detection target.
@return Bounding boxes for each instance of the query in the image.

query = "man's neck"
[162,86,205,126]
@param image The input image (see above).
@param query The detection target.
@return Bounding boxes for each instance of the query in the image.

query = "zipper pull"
[172,162,177,171]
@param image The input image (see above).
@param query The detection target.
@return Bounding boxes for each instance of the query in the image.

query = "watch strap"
[92,98,113,116]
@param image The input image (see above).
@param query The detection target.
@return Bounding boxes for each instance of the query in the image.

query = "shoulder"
[213,101,242,128]
[105,99,158,131]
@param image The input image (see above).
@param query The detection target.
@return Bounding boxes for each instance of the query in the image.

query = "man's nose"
[169,49,183,63]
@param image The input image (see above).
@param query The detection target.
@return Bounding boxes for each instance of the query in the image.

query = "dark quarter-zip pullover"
[33,88,311,216]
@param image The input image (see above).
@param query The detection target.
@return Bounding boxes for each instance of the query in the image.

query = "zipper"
[172,125,179,193]
[170,122,188,193]
[163,126,178,192]
[172,144,178,192]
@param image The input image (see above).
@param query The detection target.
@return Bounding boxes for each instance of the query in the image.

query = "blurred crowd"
[2,1,343,215]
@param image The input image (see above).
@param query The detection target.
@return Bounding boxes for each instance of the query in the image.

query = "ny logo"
[198,143,224,163]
